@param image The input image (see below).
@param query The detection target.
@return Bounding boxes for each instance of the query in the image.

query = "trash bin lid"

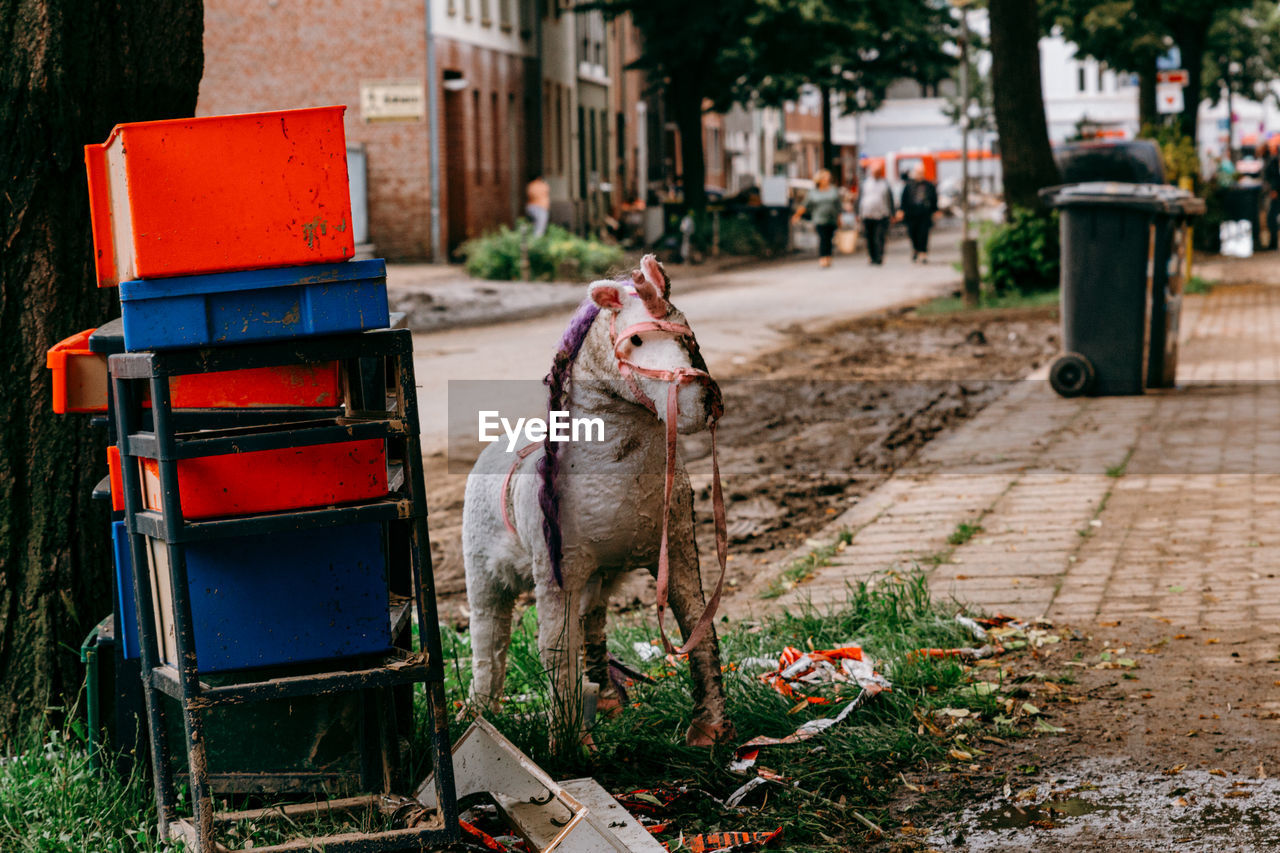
[1040,182,1203,216]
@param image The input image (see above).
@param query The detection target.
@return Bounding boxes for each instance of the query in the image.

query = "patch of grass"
[915,287,1060,316]
[947,521,983,547]
[436,571,1020,851]
[0,717,172,852]
[18,573,1029,851]
[759,529,855,600]
[1105,449,1134,479]
[1185,275,1215,295]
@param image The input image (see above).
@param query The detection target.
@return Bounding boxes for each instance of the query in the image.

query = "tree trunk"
[0,0,204,745]
[1172,18,1209,147]
[988,0,1060,212]
[1138,58,1158,129]
[669,81,707,213]
[820,84,835,180]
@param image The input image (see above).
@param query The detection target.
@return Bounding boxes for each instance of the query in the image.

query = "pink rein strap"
[613,316,729,657]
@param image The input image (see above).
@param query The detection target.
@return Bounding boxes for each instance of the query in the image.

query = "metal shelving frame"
[109,328,459,853]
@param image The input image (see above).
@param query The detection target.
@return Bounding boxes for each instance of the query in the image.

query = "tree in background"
[0,0,204,743]
[1202,1,1280,118]
[743,0,955,180]
[586,0,757,213]
[988,0,1060,211]
[1042,0,1255,146]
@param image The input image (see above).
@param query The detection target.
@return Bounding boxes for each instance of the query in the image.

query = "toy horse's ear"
[640,253,671,299]
[589,280,626,311]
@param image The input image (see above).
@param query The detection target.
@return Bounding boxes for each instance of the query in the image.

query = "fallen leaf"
[1174,797,1189,807]
[1209,769,1227,777]
[1015,786,1038,801]
[1174,634,1190,640]
[1206,638,1221,645]
[1021,703,1041,716]
[1117,658,1137,668]
[1034,719,1066,734]
[1225,790,1252,799]
[1165,764,1187,775]
[949,748,974,761]
[1168,584,1186,593]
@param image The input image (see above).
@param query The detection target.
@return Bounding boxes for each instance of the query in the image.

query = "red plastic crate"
[47,329,109,414]
[47,329,340,414]
[108,446,125,513]
[169,363,342,408]
[85,106,354,287]
[139,438,388,520]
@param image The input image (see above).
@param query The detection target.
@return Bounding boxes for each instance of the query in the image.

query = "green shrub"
[984,206,1060,293]
[716,214,770,256]
[1138,123,1200,186]
[461,223,625,282]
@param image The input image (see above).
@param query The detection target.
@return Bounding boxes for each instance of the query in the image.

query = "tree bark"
[988,0,1060,212]
[820,84,835,181]
[0,0,204,744]
[1172,18,1209,146]
[1138,58,1158,129]
[669,81,707,213]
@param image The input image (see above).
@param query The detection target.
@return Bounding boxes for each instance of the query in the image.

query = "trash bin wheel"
[1050,352,1096,398]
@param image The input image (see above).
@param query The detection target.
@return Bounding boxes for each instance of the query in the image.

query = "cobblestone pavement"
[772,279,1280,637]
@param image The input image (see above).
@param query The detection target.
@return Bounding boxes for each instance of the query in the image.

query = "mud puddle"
[935,760,1280,852]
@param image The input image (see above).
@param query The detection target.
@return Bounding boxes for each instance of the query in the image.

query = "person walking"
[791,169,842,267]
[858,162,895,265]
[526,174,550,237]
[900,165,939,263]
[1265,141,1280,251]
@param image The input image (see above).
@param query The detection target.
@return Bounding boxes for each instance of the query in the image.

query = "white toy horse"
[462,255,734,747]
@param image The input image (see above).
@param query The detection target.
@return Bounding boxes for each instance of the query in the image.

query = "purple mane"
[537,297,602,586]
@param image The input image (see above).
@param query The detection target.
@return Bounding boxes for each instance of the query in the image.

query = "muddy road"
[875,619,1280,852]
[422,302,1059,624]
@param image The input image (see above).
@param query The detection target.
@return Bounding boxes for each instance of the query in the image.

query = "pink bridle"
[609,311,728,657]
[499,300,728,657]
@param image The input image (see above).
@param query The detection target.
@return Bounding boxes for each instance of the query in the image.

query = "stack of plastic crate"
[58,106,457,852]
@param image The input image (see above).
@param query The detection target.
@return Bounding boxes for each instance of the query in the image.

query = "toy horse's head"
[587,254,721,434]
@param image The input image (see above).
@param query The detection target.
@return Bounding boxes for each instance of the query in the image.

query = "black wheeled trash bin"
[1040,182,1204,397]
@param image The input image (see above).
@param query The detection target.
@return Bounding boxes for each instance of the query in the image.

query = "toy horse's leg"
[666,479,737,747]
[534,566,587,748]
[464,552,519,712]
[582,575,621,713]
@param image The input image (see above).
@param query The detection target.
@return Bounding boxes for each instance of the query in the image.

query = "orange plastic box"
[85,106,354,287]
[49,329,341,413]
[139,438,388,521]
[47,329,109,414]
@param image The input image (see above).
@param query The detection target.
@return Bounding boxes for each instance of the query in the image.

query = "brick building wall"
[201,0,533,260]
[435,37,527,254]
[200,0,433,260]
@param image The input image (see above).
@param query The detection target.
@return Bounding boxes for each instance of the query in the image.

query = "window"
[464,0,472,21]
[499,0,511,30]
[473,90,482,185]
[492,92,500,185]
[480,0,491,26]
[1097,64,1104,93]
[556,85,565,176]
[1077,66,1086,93]
[447,0,457,15]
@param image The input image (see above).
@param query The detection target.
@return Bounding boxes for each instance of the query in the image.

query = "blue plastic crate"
[118,259,389,351]
[111,521,140,660]
[144,522,391,673]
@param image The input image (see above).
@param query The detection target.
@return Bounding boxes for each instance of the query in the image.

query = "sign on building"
[359,80,425,123]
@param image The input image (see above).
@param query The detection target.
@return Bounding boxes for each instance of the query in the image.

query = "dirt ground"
[421,301,1060,624]
[873,619,1280,853]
